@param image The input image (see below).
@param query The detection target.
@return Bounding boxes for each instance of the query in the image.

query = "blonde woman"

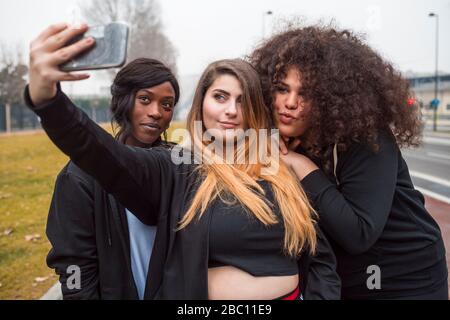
[26,23,340,299]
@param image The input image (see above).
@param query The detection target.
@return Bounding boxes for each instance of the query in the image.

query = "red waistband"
[280,286,301,300]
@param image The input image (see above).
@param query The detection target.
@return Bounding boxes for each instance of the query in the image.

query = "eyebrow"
[138,89,154,95]
[212,89,231,96]
[138,89,175,100]
[278,82,303,92]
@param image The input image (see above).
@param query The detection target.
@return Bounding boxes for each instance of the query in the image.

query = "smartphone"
[60,22,129,72]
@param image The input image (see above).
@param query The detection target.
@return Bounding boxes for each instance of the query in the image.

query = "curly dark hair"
[249,25,423,171]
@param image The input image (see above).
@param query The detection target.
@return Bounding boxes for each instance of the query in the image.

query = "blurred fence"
[0,97,111,133]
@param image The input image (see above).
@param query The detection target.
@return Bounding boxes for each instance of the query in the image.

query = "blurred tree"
[0,44,28,132]
[79,0,178,79]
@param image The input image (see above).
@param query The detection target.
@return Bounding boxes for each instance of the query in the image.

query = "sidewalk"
[39,282,61,300]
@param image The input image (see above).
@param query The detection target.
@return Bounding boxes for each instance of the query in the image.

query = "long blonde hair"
[179,59,317,256]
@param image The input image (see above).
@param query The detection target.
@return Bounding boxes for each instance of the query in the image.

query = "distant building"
[408,74,450,116]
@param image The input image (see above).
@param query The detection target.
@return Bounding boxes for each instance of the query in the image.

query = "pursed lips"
[278,112,297,119]
[278,112,298,125]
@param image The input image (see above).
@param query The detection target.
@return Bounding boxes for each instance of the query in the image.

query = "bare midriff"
[208,265,299,300]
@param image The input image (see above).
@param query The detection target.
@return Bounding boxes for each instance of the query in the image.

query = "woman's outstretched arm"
[25,23,175,225]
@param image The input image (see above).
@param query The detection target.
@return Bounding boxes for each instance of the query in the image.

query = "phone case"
[60,22,129,71]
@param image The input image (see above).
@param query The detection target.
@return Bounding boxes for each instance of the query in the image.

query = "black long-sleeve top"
[47,138,171,299]
[299,131,447,299]
[25,86,341,300]
[47,161,139,299]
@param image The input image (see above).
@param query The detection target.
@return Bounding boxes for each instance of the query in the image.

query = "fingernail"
[85,37,94,44]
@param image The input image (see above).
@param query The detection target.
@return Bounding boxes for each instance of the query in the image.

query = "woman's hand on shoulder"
[280,151,319,181]
[278,135,319,180]
[28,23,95,106]
[279,136,302,155]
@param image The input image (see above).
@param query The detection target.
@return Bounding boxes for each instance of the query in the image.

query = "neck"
[298,131,313,148]
[124,135,159,148]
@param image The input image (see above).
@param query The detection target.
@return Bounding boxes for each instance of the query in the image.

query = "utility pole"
[429,12,439,132]
[262,11,273,39]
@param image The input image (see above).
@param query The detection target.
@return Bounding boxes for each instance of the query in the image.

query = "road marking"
[410,171,450,188]
[403,151,450,166]
[415,187,450,205]
[423,137,450,146]
[426,152,450,161]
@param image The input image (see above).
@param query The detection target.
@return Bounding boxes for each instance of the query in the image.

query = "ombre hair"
[179,59,317,257]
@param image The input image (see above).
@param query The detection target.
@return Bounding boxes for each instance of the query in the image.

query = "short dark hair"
[110,58,180,142]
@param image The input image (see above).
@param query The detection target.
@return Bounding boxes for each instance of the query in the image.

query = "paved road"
[424,119,450,133]
[403,135,450,203]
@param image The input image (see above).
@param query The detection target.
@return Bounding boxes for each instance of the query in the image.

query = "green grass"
[0,122,185,300]
[0,132,67,299]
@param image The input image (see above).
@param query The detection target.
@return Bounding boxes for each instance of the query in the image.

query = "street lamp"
[262,11,273,39]
[429,12,439,132]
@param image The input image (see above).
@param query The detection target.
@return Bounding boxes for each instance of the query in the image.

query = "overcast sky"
[1,0,449,95]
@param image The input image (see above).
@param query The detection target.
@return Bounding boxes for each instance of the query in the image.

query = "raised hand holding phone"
[28,23,95,106]
[60,22,129,72]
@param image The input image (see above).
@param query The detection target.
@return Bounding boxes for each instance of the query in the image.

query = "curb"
[40,282,62,300]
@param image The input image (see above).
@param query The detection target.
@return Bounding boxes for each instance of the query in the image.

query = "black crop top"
[208,180,299,276]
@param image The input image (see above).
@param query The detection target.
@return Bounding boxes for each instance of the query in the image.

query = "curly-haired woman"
[250,25,448,300]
